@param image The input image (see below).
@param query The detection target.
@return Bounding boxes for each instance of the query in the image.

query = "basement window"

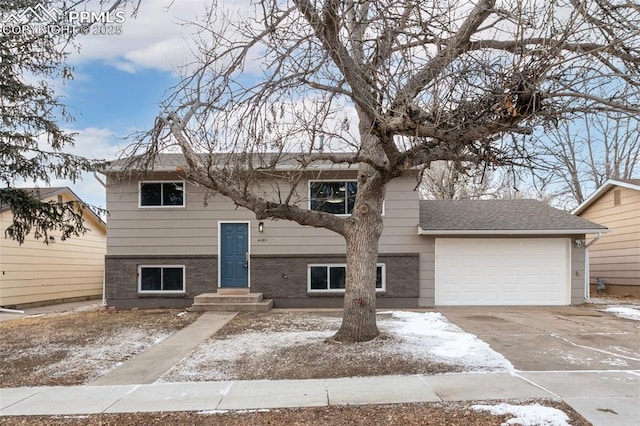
[138,265,185,293]
[307,264,385,293]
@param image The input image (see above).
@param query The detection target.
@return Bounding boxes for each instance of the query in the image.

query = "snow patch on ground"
[378,311,514,371]
[161,311,512,382]
[161,329,334,381]
[472,403,571,426]
[603,306,640,321]
[10,328,176,383]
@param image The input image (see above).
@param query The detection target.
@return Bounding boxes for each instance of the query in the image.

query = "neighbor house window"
[139,181,184,207]
[308,264,385,292]
[309,180,357,215]
[138,266,185,293]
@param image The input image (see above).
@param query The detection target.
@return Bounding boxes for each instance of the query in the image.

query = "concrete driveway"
[438,305,640,371]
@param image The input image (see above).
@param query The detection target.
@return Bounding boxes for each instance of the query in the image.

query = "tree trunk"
[332,153,386,343]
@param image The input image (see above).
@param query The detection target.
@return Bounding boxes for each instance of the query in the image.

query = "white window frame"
[138,265,186,294]
[308,179,358,216]
[138,180,186,208]
[307,179,385,216]
[307,263,386,293]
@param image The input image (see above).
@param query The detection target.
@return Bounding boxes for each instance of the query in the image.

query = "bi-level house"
[103,154,606,310]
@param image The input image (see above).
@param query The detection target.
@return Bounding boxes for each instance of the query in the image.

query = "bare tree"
[124,0,640,342]
[0,0,140,243]
[540,112,640,206]
[420,161,494,200]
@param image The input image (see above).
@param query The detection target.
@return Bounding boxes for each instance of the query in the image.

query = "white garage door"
[435,238,570,306]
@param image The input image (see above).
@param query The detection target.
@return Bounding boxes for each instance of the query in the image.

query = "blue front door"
[220,223,249,288]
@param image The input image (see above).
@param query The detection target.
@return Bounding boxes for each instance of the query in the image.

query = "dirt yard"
[0,307,595,425]
[0,308,200,387]
[1,401,591,425]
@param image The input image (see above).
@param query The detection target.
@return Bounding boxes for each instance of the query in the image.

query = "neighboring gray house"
[103,154,607,309]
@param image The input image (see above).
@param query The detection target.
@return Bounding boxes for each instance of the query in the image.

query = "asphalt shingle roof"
[419,199,607,233]
[106,152,358,172]
[0,187,68,214]
[0,187,105,227]
[616,178,640,185]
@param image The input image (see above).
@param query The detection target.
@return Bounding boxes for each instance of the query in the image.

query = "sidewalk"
[1,371,639,425]
[1,302,639,425]
[90,311,236,385]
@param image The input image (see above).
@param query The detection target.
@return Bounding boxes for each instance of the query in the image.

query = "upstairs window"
[309,180,357,215]
[140,182,184,207]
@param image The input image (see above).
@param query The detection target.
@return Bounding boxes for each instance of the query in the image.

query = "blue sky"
[66,62,176,131]
[39,0,209,209]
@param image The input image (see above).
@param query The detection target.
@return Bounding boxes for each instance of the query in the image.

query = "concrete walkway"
[2,302,639,424]
[90,312,236,385]
[1,371,639,425]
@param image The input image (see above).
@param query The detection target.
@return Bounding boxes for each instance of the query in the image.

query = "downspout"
[93,172,107,306]
[0,307,25,314]
[583,232,603,301]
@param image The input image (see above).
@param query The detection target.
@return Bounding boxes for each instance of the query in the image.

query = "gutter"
[585,232,603,248]
[93,172,108,307]
[93,171,106,187]
[417,226,610,236]
[583,232,603,301]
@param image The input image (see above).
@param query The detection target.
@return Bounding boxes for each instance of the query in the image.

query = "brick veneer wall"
[105,255,216,309]
[250,253,420,308]
[105,253,419,309]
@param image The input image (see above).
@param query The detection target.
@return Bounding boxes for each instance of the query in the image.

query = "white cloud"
[68,0,198,74]
[56,127,123,209]
[68,1,269,76]
[121,38,188,73]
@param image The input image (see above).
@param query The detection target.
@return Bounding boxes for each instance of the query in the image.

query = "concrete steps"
[191,291,273,312]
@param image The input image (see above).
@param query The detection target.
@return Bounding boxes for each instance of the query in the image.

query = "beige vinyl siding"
[580,186,640,288]
[570,241,586,304]
[106,172,427,257]
[418,239,436,306]
[106,171,435,305]
[0,192,106,307]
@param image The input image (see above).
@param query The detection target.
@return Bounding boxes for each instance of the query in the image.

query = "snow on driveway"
[603,306,640,321]
[378,311,513,371]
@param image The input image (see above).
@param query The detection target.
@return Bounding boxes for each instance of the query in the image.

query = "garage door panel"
[435,238,570,306]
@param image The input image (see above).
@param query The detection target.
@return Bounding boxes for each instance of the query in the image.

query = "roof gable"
[573,179,640,215]
[419,199,607,235]
[1,187,105,232]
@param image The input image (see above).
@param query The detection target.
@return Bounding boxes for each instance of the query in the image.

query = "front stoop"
[191,292,273,312]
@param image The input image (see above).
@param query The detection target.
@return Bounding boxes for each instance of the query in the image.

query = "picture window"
[140,182,184,207]
[309,181,357,215]
[138,266,185,293]
[308,264,385,292]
